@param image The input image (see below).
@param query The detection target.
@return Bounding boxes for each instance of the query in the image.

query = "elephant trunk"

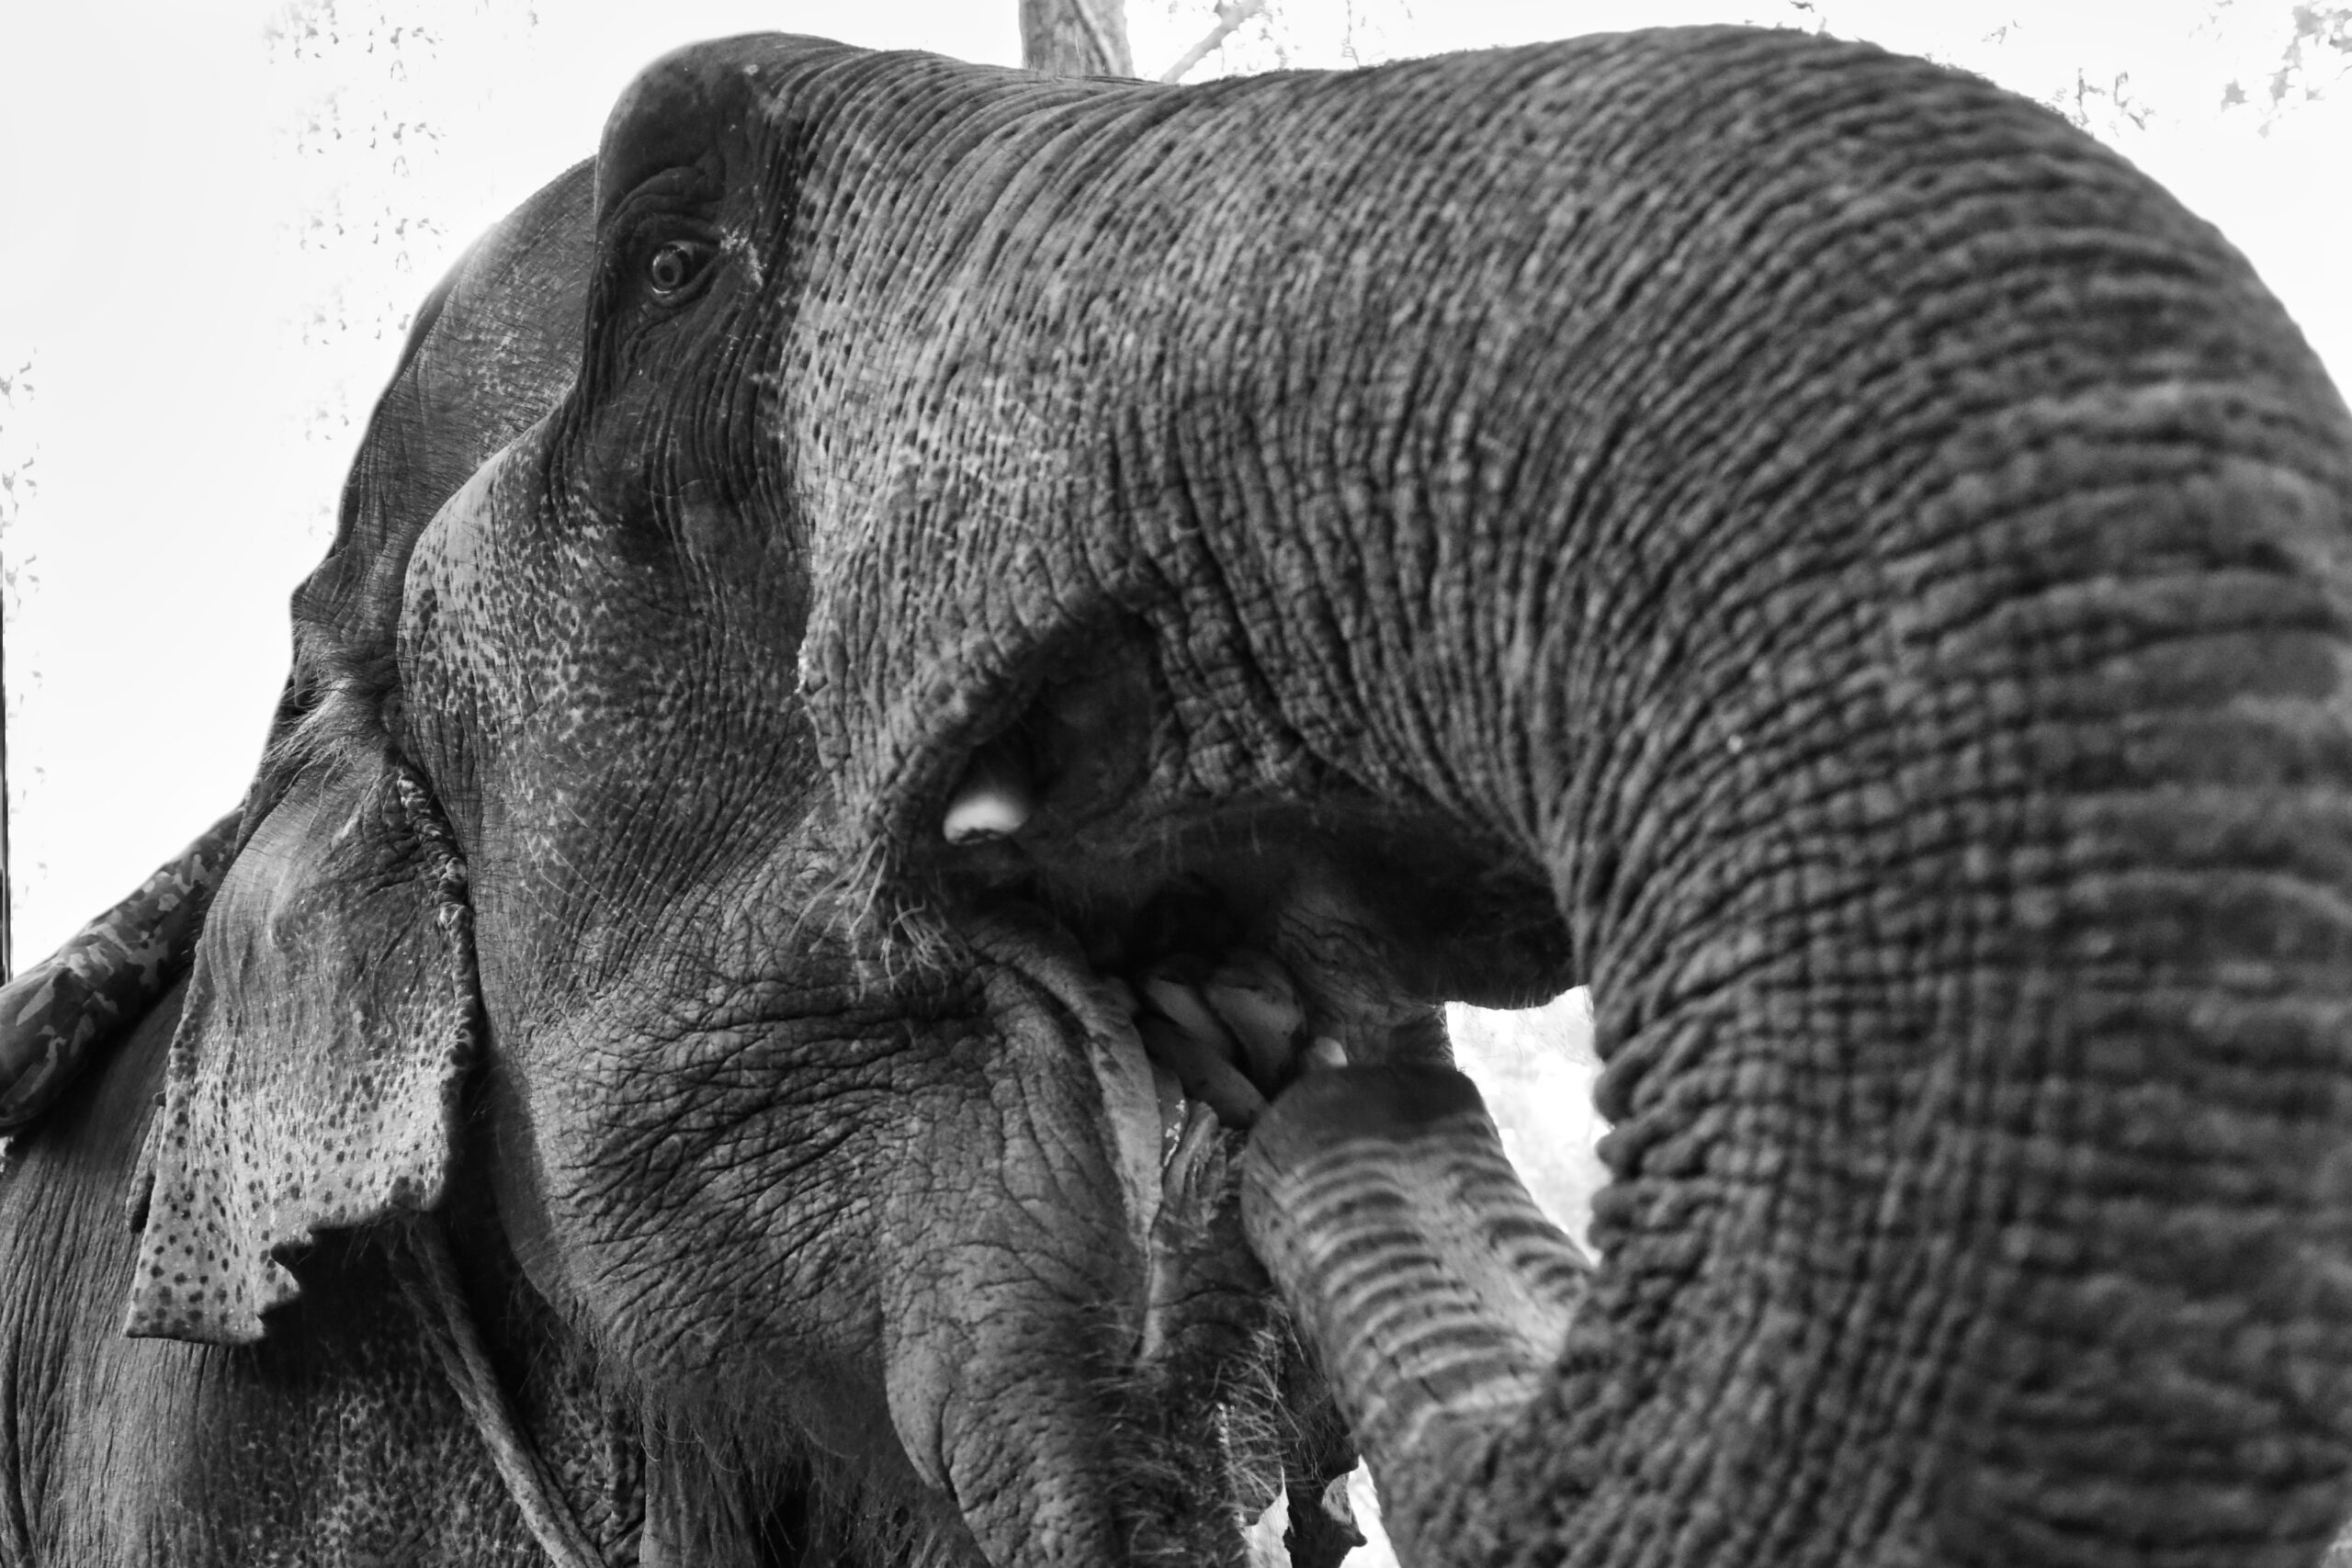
[1241,406,2352,1560]
[1238,1068,1584,1483]
[1160,39,2352,1568]
[773,27,2352,1562]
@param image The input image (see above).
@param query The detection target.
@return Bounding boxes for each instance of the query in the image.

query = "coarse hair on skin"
[1096,1308,1307,1565]
[782,830,978,1001]
[245,642,412,829]
[482,1249,986,1567]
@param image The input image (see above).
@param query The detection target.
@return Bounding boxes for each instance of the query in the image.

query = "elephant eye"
[645,237,713,299]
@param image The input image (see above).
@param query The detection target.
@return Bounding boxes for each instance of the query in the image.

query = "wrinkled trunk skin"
[680,26,2352,1567]
[1241,1067,1589,1485]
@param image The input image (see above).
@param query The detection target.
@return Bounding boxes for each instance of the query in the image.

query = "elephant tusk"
[1302,1036,1349,1073]
[942,739,1036,843]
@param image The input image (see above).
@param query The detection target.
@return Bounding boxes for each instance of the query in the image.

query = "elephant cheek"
[395,434,549,802]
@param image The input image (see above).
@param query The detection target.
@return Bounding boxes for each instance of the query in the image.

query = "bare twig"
[0,362,22,983]
[1159,0,1272,84]
[0,578,10,980]
[1021,0,1134,77]
[1074,0,1121,73]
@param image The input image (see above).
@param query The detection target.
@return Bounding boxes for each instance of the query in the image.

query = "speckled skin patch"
[109,146,599,1348]
[121,751,479,1345]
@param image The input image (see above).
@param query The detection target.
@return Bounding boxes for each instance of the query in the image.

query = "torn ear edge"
[123,736,481,1345]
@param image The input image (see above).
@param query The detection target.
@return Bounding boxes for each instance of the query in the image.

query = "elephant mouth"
[929,801,1561,1562]
[874,649,1571,1562]
[939,794,1445,1562]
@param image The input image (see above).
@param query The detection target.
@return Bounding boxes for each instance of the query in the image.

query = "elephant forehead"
[594,33,872,218]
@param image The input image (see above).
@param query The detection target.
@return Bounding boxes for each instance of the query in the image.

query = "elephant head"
[110,21,2352,1568]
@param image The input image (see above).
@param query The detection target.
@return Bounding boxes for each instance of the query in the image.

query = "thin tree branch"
[1075,0,1121,75]
[1021,0,1134,77]
[0,576,10,981]
[1159,0,1272,84]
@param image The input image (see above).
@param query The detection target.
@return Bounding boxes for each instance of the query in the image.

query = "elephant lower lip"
[964,913,1170,1267]
[959,908,1326,1560]
[957,913,1286,1212]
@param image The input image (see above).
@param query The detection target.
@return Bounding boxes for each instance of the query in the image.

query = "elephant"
[8,17,2352,1568]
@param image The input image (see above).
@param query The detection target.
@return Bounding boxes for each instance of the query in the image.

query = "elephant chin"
[890,892,1558,1567]
[951,912,1357,1566]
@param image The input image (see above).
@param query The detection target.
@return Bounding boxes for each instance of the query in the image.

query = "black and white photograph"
[0,2,2347,1562]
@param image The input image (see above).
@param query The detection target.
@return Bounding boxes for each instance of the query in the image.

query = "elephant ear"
[123,730,480,1345]
[117,164,587,1345]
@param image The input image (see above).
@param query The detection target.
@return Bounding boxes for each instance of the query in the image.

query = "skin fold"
[7,21,2352,1568]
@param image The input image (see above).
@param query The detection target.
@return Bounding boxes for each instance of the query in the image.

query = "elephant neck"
[397,1217,614,1566]
[435,1138,656,1559]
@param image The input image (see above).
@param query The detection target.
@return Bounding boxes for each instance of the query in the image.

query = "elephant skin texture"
[9,20,2352,1568]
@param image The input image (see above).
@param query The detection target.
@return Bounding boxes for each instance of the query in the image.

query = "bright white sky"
[0,0,2346,970]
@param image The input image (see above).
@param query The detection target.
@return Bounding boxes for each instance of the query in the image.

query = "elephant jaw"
[934,869,1587,1568]
[951,912,1343,1566]
[973,909,1596,1568]
[964,917,1170,1260]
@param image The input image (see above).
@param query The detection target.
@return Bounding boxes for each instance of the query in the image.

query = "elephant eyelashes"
[644,237,714,300]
